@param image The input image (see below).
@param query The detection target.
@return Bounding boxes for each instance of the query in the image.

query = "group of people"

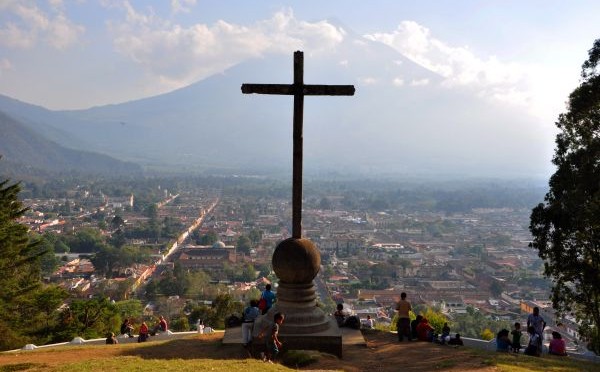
[395,292,464,346]
[106,315,169,344]
[240,284,282,363]
[497,306,567,357]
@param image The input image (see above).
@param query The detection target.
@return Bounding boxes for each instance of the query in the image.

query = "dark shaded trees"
[0,176,68,350]
[529,38,600,354]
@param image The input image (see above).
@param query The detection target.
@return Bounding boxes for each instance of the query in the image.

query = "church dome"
[212,241,226,249]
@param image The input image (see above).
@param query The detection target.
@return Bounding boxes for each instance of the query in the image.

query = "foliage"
[188,294,243,329]
[481,328,494,341]
[170,316,190,332]
[55,297,119,340]
[529,38,600,354]
[0,177,52,350]
[115,300,143,320]
[236,235,252,254]
[196,231,218,245]
[451,306,512,340]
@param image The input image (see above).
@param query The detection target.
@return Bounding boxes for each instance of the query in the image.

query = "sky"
[0,0,598,126]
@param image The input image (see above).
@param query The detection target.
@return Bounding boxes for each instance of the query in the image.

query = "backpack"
[258,298,267,311]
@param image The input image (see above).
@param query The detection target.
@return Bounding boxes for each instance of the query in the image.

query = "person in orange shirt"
[395,292,412,341]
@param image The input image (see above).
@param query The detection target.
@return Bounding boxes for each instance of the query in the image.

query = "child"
[524,326,540,356]
[441,322,451,344]
[265,312,285,363]
[511,322,522,353]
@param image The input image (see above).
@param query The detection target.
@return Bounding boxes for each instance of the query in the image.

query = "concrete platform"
[223,324,365,349]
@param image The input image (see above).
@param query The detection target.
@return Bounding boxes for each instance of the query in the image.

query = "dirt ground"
[0,330,498,371]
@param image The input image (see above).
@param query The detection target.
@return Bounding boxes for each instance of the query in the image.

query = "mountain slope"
[0,111,142,175]
[0,35,551,177]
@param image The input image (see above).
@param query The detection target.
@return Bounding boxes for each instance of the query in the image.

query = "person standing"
[260,284,276,315]
[511,322,523,353]
[395,292,412,341]
[242,299,260,347]
[527,307,546,350]
[265,312,285,363]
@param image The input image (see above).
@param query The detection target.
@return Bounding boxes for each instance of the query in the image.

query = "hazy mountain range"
[0,111,141,176]
[0,33,553,179]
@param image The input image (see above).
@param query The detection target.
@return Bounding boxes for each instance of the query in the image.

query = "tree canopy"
[529,38,600,354]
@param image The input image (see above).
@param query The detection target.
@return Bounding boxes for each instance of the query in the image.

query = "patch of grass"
[281,350,320,368]
[481,358,497,366]
[435,359,456,369]
[466,348,599,372]
[54,356,292,371]
[0,363,44,372]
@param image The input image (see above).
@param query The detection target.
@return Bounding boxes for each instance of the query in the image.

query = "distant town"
[16,176,584,352]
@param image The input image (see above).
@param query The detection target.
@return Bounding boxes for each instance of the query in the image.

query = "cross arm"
[241,84,355,96]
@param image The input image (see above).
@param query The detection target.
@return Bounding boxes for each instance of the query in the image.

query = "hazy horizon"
[1,1,596,180]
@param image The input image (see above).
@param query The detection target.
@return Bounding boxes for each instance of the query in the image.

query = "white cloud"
[108,6,346,90]
[410,78,429,86]
[0,1,84,50]
[364,21,540,113]
[359,77,377,85]
[0,58,13,76]
[171,0,196,14]
[339,59,348,67]
[392,77,404,86]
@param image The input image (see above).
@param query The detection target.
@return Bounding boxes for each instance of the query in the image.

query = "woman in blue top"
[261,284,276,315]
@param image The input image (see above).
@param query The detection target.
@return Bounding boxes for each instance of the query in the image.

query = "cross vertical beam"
[292,51,304,238]
[241,51,355,240]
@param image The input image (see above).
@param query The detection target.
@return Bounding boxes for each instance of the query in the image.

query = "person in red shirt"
[416,317,434,341]
[549,331,567,356]
[151,315,168,335]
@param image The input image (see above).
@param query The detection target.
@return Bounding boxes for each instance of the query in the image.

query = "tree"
[236,235,252,255]
[197,231,218,245]
[57,298,119,340]
[0,177,47,350]
[489,281,504,298]
[530,39,600,354]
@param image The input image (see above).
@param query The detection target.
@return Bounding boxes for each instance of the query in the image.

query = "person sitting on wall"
[496,329,511,352]
[151,315,168,335]
[411,315,423,340]
[363,315,375,329]
[448,333,464,346]
[416,317,434,342]
[334,303,347,327]
[106,332,118,344]
[120,318,134,338]
[549,331,567,356]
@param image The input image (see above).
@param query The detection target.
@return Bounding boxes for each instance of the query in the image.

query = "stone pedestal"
[252,238,342,357]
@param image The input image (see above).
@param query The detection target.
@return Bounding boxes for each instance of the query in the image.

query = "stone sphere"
[272,238,321,283]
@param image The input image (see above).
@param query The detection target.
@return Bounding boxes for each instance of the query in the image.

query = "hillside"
[0,330,595,372]
[0,111,142,176]
[0,33,551,178]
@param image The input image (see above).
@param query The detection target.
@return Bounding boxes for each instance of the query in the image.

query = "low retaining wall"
[461,337,600,363]
[6,329,220,353]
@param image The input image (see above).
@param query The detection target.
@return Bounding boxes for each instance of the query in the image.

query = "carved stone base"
[252,308,342,357]
[252,237,342,356]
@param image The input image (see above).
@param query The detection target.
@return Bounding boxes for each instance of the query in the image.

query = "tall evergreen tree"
[0,177,45,350]
[530,38,600,354]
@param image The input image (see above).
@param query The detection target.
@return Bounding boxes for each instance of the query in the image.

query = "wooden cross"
[242,51,355,239]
